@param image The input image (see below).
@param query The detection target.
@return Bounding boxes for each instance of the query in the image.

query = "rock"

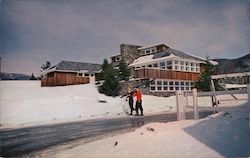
[98,99,107,103]
[114,141,118,146]
[146,127,155,132]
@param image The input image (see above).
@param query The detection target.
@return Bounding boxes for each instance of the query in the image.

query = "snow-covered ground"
[0,81,247,129]
[0,81,175,129]
[49,103,249,158]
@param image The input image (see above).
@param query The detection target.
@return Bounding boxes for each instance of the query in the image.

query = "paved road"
[0,110,214,157]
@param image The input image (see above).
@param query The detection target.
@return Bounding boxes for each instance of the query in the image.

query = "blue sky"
[0,0,249,75]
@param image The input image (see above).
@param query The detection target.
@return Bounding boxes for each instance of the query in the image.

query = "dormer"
[138,44,169,56]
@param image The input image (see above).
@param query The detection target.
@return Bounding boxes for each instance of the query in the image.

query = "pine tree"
[100,59,109,80]
[30,73,37,80]
[99,63,121,96]
[118,60,130,81]
[196,56,215,91]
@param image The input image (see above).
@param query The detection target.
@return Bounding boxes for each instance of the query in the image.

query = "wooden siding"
[41,72,89,87]
[135,69,200,81]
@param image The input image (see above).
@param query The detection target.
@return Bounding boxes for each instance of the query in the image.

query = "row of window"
[78,73,94,77]
[140,47,157,55]
[150,80,195,91]
[135,60,200,72]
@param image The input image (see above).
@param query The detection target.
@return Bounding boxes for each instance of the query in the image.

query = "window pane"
[180,61,184,65]
[153,63,158,67]
[175,66,179,70]
[175,81,179,85]
[181,87,185,90]
[167,66,172,70]
[157,86,162,90]
[169,81,173,85]
[164,86,168,90]
[190,63,194,66]
[151,81,156,85]
[163,81,168,85]
[175,87,179,90]
[185,62,189,66]
[157,81,162,85]
[160,62,165,66]
[175,60,179,64]
[167,61,172,65]
[186,82,189,85]
[150,86,156,90]
[181,82,184,85]
[170,87,174,90]
[147,65,152,67]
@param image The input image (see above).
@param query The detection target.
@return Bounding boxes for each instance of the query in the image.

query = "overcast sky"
[0,0,249,75]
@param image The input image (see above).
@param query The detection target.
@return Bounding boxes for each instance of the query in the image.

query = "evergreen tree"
[41,61,51,71]
[30,73,37,80]
[196,56,215,91]
[118,60,131,81]
[100,59,109,80]
[99,64,120,96]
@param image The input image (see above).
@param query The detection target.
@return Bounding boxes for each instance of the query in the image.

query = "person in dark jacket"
[127,87,135,115]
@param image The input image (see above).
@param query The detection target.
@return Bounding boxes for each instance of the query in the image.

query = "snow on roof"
[129,48,210,67]
[129,54,176,67]
[41,61,102,74]
[183,52,218,65]
[138,43,168,50]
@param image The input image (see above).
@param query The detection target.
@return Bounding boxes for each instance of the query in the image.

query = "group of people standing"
[127,86,143,116]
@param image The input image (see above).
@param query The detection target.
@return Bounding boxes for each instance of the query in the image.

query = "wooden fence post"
[193,88,199,120]
[176,91,186,121]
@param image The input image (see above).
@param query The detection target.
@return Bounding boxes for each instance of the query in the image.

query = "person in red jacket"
[133,88,143,116]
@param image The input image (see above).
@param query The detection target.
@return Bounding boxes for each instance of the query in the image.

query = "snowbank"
[52,103,249,158]
[0,81,247,129]
[0,81,176,129]
[0,81,123,128]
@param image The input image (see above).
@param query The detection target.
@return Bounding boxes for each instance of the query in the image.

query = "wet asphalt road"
[0,110,214,157]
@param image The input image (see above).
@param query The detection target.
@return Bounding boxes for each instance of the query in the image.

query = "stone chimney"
[120,44,141,65]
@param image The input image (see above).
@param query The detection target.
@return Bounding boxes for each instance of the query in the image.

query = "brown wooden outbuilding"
[41,61,101,87]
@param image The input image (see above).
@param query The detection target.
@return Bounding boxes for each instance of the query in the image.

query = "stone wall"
[119,79,173,97]
[120,44,141,65]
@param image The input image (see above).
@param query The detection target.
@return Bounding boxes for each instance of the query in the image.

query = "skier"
[127,86,135,115]
[133,88,143,116]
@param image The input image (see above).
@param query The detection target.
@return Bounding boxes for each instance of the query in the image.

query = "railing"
[175,84,250,121]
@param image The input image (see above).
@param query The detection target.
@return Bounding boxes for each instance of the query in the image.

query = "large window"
[150,79,195,92]
[160,62,165,69]
[134,59,200,72]
[166,60,172,70]
[153,63,158,68]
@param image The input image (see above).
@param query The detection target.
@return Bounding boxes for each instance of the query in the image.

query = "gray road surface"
[0,110,214,157]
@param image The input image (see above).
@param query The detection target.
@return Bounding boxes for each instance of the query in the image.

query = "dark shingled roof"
[153,48,204,62]
[54,61,101,72]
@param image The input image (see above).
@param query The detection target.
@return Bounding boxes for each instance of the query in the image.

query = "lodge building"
[110,43,217,92]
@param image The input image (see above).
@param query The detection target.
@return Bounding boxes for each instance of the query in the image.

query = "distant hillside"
[213,54,250,74]
[0,72,31,80]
